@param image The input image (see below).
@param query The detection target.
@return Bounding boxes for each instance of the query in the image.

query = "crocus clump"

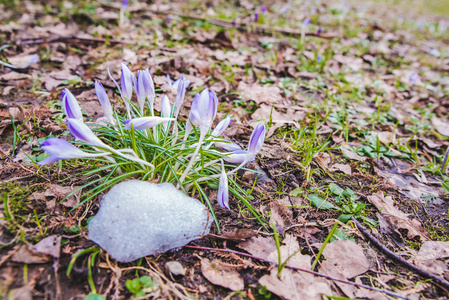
[39,63,266,212]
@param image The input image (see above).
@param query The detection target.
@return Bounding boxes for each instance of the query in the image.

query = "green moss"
[0,182,32,233]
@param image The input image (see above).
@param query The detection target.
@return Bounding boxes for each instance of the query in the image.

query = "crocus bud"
[120,62,135,100]
[62,89,83,121]
[191,89,218,137]
[124,116,175,130]
[303,17,311,25]
[161,95,171,130]
[95,81,114,123]
[215,140,241,151]
[38,138,107,165]
[245,122,265,162]
[136,70,146,111]
[167,74,191,91]
[217,160,229,209]
[142,68,156,109]
[66,118,107,148]
[212,116,233,137]
[261,5,267,14]
[223,150,255,164]
[174,76,187,118]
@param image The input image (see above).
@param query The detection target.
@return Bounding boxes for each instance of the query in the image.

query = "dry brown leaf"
[367,191,430,240]
[341,144,367,162]
[319,261,357,298]
[0,72,31,81]
[33,235,61,259]
[11,245,52,264]
[236,236,277,260]
[200,258,244,291]
[413,241,449,277]
[314,152,331,170]
[432,117,449,137]
[259,235,333,300]
[321,240,370,279]
[330,163,352,175]
[375,168,442,202]
[237,81,282,105]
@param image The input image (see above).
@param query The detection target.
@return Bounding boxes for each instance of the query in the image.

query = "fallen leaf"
[413,241,449,277]
[237,81,282,105]
[207,228,258,241]
[33,235,61,258]
[319,261,357,298]
[341,144,366,162]
[200,258,244,291]
[367,191,430,241]
[314,152,331,170]
[330,163,352,175]
[321,240,370,278]
[11,245,52,264]
[0,72,31,81]
[166,261,185,276]
[236,236,277,260]
[259,235,333,300]
[432,117,449,137]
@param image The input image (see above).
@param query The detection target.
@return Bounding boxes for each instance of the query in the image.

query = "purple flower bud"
[215,140,241,151]
[191,89,218,137]
[167,74,191,90]
[62,89,83,121]
[254,12,259,22]
[161,95,171,130]
[212,116,233,136]
[95,81,114,123]
[121,0,129,8]
[38,138,105,165]
[174,76,188,117]
[246,122,265,162]
[316,55,322,63]
[317,27,322,35]
[429,48,440,57]
[124,116,174,130]
[120,62,135,100]
[66,118,106,148]
[232,19,236,26]
[409,73,420,84]
[261,5,268,14]
[217,160,229,209]
[223,150,255,164]
[303,17,311,25]
[136,69,156,111]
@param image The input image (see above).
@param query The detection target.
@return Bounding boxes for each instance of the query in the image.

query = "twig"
[175,14,338,39]
[184,245,410,300]
[16,35,130,46]
[351,217,449,292]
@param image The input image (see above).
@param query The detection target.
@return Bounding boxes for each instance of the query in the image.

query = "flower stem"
[179,133,205,184]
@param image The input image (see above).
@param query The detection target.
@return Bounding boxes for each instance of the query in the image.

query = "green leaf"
[337,214,352,223]
[329,183,344,196]
[308,194,339,210]
[85,293,105,300]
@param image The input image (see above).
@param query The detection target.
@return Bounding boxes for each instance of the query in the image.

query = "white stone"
[88,180,211,262]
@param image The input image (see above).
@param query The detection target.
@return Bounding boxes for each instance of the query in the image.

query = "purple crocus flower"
[232,19,236,26]
[211,116,233,136]
[303,17,311,25]
[166,74,191,91]
[95,81,114,123]
[38,138,107,165]
[174,76,188,118]
[190,88,218,137]
[120,62,136,100]
[245,122,265,162]
[66,118,107,148]
[215,140,242,151]
[136,68,156,111]
[124,116,174,130]
[254,12,259,22]
[121,0,129,8]
[316,55,322,63]
[317,27,322,36]
[161,95,171,130]
[429,48,440,57]
[62,89,83,121]
[409,73,420,84]
[224,150,255,164]
[261,5,267,14]
[217,160,229,209]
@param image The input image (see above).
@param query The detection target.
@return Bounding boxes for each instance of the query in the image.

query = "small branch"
[184,245,410,300]
[16,35,130,46]
[351,217,449,292]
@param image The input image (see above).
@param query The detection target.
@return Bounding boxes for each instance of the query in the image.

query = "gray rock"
[88,180,211,262]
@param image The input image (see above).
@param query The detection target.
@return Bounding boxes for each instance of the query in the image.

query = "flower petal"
[39,138,103,165]
[62,89,83,121]
[217,160,229,209]
[124,116,175,130]
[95,81,114,123]
[66,118,106,148]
